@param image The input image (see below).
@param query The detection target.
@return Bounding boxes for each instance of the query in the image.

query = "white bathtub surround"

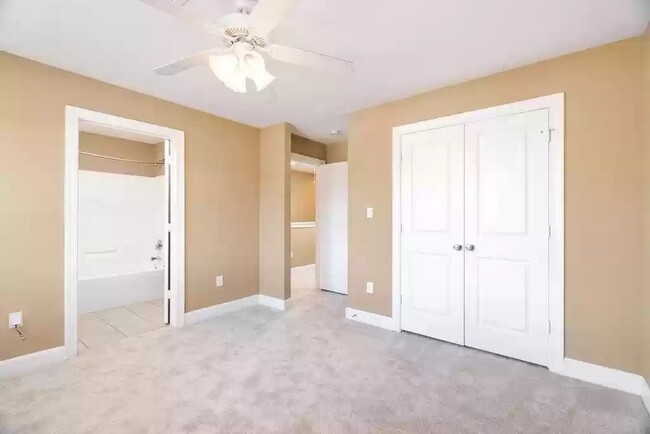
[78,270,164,314]
[78,170,165,280]
[77,170,165,313]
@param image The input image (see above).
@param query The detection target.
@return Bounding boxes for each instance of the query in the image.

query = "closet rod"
[79,151,164,166]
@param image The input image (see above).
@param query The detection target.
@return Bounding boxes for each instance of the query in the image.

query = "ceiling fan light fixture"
[209,53,238,82]
[224,68,247,93]
[253,69,275,91]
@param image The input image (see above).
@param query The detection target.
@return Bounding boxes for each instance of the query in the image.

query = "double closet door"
[400,109,550,366]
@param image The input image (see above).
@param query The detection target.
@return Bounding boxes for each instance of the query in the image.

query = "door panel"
[316,162,348,294]
[464,109,549,366]
[400,125,464,345]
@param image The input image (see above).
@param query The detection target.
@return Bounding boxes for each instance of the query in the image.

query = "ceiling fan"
[140,0,353,93]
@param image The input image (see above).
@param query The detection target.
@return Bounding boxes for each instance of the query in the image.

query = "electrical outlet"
[366,207,374,219]
[216,275,224,287]
[8,311,22,328]
[366,282,374,294]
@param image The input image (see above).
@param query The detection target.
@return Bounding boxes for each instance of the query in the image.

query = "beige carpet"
[0,265,648,433]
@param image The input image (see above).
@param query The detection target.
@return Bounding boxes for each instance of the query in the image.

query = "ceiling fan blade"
[139,0,219,34]
[249,0,294,36]
[154,48,225,75]
[267,45,353,75]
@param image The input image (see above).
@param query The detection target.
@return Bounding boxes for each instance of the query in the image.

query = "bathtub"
[78,269,164,314]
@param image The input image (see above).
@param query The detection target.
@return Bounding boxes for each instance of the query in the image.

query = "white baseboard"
[185,294,259,325]
[258,294,288,311]
[345,308,400,332]
[641,378,650,416]
[554,358,646,396]
[291,264,315,270]
[0,346,67,381]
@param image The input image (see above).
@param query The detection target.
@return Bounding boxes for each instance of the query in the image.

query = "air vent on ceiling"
[168,0,190,6]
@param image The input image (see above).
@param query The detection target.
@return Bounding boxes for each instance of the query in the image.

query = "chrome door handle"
[465,244,475,252]
[453,244,463,251]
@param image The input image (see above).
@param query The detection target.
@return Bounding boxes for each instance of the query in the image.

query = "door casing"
[392,93,564,372]
[64,106,186,359]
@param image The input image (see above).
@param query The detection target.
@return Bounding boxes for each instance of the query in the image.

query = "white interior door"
[400,125,465,345]
[464,109,550,366]
[316,162,348,294]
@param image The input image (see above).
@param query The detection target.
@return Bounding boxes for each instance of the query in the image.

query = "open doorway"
[76,128,166,352]
[64,107,185,358]
[290,153,322,301]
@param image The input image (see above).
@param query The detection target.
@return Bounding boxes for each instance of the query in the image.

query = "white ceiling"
[1,0,649,143]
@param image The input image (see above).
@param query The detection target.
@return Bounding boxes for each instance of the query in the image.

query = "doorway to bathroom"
[64,107,185,358]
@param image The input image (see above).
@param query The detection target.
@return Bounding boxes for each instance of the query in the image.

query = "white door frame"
[392,93,564,372]
[64,106,186,359]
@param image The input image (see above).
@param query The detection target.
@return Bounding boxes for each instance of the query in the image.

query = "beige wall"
[290,170,316,267]
[326,141,348,163]
[260,124,291,300]
[79,132,164,177]
[291,134,326,161]
[642,25,650,383]
[291,227,315,267]
[291,171,316,222]
[348,38,644,374]
[0,53,260,361]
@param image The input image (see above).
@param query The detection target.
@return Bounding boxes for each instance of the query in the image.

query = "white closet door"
[317,162,348,294]
[464,109,550,366]
[400,125,465,345]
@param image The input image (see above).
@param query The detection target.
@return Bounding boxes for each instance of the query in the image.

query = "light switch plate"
[216,275,224,287]
[366,208,374,219]
[366,282,374,294]
[8,311,22,328]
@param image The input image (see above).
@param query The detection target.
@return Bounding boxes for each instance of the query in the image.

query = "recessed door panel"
[476,258,528,332]
[410,253,450,315]
[478,131,527,234]
[400,125,464,345]
[464,109,550,366]
[412,141,449,232]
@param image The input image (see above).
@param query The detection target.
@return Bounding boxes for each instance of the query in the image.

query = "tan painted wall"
[326,141,348,163]
[290,171,316,267]
[348,38,644,374]
[642,25,650,383]
[291,227,315,267]
[0,53,260,361]
[291,134,326,161]
[291,171,316,222]
[260,124,291,300]
[79,132,164,177]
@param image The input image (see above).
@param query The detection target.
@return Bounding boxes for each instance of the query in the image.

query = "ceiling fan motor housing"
[219,11,267,48]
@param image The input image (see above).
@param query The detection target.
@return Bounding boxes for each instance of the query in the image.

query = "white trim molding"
[65,106,186,360]
[641,378,650,416]
[0,347,67,380]
[291,263,316,271]
[291,221,316,229]
[259,295,289,311]
[185,295,260,325]
[554,358,648,396]
[345,308,400,332]
[391,93,565,370]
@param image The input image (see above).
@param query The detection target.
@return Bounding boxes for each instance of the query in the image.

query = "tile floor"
[78,299,165,351]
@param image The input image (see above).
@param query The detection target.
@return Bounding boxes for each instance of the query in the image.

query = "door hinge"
[548,321,552,335]
[400,223,403,233]
[548,225,551,239]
